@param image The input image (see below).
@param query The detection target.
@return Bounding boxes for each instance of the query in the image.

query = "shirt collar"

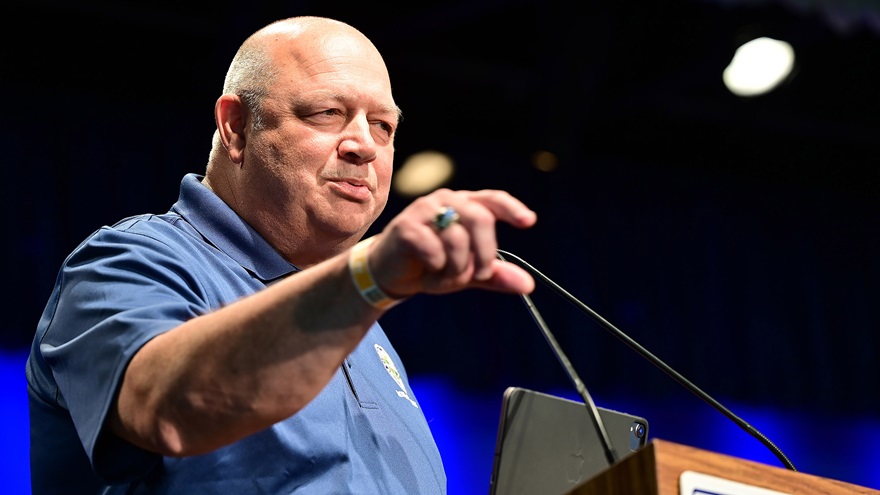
[170,173,299,282]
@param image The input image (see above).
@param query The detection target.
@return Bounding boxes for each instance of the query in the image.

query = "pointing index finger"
[466,190,537,228]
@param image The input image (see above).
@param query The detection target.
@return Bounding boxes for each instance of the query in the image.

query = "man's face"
[237,31,399,258]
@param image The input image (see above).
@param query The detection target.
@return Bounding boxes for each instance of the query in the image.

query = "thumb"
[470,259,535,294]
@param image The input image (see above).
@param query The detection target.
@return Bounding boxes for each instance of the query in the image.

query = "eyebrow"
[304,91,402,121]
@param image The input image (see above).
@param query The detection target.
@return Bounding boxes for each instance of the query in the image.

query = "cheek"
[244,150,315,207]
[378,162,393,185]
[260,124,328,167]
[377,150,395,183]
[263,139,321,182]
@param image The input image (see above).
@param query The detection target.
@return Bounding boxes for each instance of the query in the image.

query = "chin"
[321,212,375,237]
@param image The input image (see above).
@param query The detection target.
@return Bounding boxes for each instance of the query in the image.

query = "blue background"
[4,0,880,493]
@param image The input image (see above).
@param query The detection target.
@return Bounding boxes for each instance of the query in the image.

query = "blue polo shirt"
[26,173,446,494]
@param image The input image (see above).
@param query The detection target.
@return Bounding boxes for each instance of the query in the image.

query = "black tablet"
[488,386,650,495]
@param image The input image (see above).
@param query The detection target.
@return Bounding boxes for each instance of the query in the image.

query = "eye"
[300,108,346,127]
[372,120,394,136]
[369,121,395,145]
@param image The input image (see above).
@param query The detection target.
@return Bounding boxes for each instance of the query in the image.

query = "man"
[26,15,536,494]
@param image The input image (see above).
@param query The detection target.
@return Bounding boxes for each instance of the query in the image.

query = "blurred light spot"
[393,150,455,197]
[723,37,795,97]
[531,150,558,172]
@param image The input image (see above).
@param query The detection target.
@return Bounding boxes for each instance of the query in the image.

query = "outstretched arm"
[110,187,536,457]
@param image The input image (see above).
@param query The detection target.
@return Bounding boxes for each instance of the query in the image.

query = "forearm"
[111,247,382,457]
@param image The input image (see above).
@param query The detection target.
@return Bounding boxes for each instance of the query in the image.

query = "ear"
[215,94,247,165]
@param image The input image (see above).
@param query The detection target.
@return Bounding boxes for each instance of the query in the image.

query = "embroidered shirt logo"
[375,344,418,408]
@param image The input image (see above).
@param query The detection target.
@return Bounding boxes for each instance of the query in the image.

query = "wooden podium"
[567,439,880,495]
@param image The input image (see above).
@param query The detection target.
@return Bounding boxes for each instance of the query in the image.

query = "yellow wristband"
[348,237,401,310]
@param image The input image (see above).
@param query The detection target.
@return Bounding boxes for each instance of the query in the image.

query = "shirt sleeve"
[39,221,213,481]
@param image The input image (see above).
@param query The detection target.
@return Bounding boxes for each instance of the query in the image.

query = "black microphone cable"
[496,250,619,466]
[497,249,797,472]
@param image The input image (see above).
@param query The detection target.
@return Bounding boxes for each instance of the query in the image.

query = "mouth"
[333,177,371,190]
[325,177,373,201]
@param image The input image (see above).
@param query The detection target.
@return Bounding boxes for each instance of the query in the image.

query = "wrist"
[348,236,403,310]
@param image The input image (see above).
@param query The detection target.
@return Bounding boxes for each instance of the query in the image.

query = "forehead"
[271,30,397,111]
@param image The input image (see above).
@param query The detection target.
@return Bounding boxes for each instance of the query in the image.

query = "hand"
[367,188,537,298]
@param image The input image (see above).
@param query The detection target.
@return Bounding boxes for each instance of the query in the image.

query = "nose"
[338,115,378,164]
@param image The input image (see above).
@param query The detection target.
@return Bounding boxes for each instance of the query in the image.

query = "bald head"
[221,17,387,114]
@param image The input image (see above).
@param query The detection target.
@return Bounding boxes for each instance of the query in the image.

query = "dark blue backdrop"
[4,1,879,493]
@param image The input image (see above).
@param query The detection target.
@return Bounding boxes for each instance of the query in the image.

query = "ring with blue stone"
[432,206,460,231]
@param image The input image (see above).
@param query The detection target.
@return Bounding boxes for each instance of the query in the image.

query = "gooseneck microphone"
[497,251,619,466]
[497,249,797,472]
